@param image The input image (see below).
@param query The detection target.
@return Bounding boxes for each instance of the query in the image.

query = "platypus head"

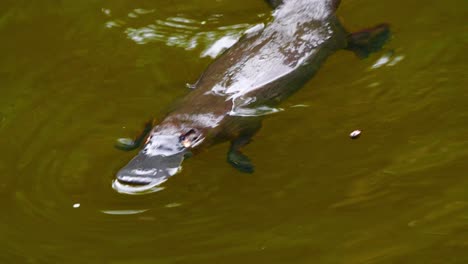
[113,123,205,194]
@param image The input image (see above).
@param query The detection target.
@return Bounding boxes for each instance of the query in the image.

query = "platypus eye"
[179,129,195,141]
[179,129,199,148]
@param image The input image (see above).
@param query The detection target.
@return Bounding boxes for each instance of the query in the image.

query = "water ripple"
[123,17,252,57]
[104,8,265,58]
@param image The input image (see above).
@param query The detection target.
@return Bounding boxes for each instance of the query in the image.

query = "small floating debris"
[349,130,362,139]
[73,203,81,208]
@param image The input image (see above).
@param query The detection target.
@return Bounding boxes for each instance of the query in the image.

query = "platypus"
[114,0,390,192]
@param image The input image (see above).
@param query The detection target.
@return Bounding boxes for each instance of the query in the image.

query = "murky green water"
[1,0,467,263]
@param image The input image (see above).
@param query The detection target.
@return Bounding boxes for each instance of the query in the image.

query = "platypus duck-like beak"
[113,135,186,194]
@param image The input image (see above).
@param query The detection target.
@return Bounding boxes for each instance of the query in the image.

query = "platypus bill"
[113,0,391,194]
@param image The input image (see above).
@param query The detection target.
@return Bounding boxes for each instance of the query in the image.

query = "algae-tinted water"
[1,0,467,263]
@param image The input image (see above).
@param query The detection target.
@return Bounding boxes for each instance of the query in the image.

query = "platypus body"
[114,0,390,192]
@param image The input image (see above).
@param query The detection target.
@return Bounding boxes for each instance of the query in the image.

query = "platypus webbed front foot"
[115,137,140,151]
[115,119,155,151]
[228,149,254,173]
[226,131,259,173]
[226,121,262,173]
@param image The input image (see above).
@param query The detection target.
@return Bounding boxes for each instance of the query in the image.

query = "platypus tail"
[346,23,391,58]
[263,0,390,58]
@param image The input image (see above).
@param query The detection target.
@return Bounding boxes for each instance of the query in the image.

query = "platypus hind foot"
[346,23,391,58]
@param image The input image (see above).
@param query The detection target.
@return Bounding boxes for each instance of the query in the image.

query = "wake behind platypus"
[113,0,390,194]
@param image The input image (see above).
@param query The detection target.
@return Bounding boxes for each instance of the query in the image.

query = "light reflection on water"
[371,50,405,69]
[104,8,264,58]
[112,179,166,195]
[101,209,149,215]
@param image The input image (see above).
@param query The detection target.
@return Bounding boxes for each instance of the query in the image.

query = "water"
[1,0,467,263]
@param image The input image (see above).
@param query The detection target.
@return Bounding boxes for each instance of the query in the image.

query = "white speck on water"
[73,203,80,208]
[350,130,362,139]
[101,8,111,16]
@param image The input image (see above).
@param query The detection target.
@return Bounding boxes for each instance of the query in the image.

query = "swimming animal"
[114,0,390,192]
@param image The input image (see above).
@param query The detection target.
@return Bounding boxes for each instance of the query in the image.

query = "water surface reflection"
[104,7,266,58]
